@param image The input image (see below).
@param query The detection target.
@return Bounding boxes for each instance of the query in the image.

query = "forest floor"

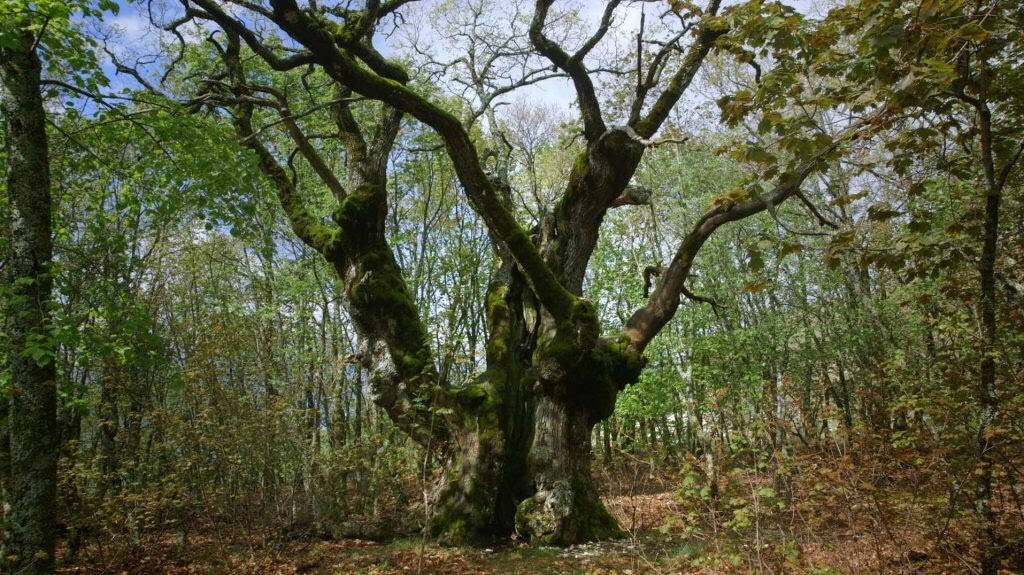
[54,449,1022,574]
[50,491,970,575]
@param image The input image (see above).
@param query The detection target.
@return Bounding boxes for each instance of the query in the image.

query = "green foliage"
[1,0,1020,569]
[0,0,115,93]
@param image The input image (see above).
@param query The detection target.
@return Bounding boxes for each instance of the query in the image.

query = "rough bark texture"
[1,31,59,575]
[428,276,535,544]
[975,104,1003,575]
[516,398,620,545]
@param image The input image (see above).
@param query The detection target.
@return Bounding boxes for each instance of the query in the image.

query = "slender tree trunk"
[768,368,792,504]
[0,384,8,549]
[353,370,363,441]
[976,135,1002,575]
[97,370,119,500]
[658,416,675,459]
[637,419,650,454]
[835,360,854,432]
[1,33,59,575]
[601,421,612,463]
[672,405,686,447]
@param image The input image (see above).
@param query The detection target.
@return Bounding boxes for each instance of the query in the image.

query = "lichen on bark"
[1,25,59,575]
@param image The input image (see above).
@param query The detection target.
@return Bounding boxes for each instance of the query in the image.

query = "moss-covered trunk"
[1,30,59,575]
[431,329,640,547]
[428,398,531,544]
[516,397,620,545]
[430,260,536,544]
[511,302,642,544]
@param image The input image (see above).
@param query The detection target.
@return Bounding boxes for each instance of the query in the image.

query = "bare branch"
[795,190,838,228]
[190,0,315,71]
[529,0,611,142]
[996,138,1024,192]
[634,0,725,138]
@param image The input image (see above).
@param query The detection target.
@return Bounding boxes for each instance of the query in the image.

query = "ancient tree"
[159,0,843,545]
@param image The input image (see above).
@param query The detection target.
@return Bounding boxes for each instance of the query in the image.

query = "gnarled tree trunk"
[429,269,535,544]
[516,398,620,544]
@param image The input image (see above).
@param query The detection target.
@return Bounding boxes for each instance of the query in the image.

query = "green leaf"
[868,202,901,221]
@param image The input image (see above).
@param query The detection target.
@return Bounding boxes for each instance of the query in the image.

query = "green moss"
[348,256,404,310]
[571,497,624,542]
[342,243,435,402]
[599,128,631,152]
[430,431,509,546]
[485,282,511,364]
[452,383,489,411]
[514,488,623,546]
[533,299,598,365]
[532,297,637,413]
[534,331,573,368]
[334,185,385,243]
[502,228,575,321]
[514,497,549,541]
[333,12,365,44]
[601,335,646,380]
[486,282,509,315]
[309,226,342,257]
[531,327,646,423]
[570,299,599,348]
[583,337,646,422]
[549,152,590,243]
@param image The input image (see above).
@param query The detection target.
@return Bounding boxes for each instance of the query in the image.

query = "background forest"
[1,0,1022,574]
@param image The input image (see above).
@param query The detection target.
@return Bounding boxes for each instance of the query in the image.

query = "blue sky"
[95,0,821,117]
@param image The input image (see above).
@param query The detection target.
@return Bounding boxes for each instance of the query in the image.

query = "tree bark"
[1,31,59,575]
[515,398,621,545]
[428,269,534,544]
[601,420,612,463]
[975,104,1003,575]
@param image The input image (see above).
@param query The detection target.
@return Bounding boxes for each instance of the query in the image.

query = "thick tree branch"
[622,114,874,350]
[331,85,369,162]
[256,0,577,322]
[634,2,725,139]
[528,0,614,143]
[279,106,349,202]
